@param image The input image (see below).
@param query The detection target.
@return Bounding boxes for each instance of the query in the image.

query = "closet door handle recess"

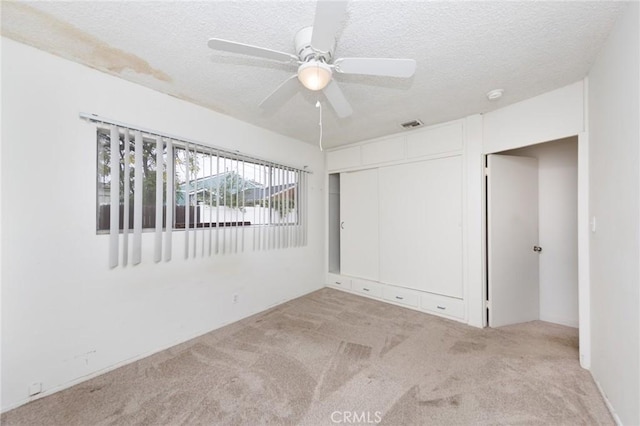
[340,221,345,230]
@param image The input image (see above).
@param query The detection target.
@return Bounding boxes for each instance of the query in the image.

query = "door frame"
[482,132,590,369]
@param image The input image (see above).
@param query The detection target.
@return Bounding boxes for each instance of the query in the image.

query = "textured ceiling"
[1,1,626,148]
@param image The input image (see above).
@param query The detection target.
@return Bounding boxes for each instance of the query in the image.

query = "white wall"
[0,38,325,411]
[587,2,640,424]
[503,138,579,328]
[483,81,584,154]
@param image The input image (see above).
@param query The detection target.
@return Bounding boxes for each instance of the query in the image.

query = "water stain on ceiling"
[1,2,171,83]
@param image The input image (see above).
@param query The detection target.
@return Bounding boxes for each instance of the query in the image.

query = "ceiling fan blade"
[310,0,348,53]
[208,38,298,63]
[259,75,300,112]
[334,58,417,78]
[323,80,353,118]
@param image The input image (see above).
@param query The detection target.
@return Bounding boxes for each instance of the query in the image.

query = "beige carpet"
[2,288,613,425]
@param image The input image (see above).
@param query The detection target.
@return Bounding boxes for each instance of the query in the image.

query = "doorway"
[486,136,579,328]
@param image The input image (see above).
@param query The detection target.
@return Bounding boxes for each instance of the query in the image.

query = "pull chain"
[315,100,323,151]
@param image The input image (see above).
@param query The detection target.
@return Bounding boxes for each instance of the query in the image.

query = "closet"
[327,120,466,322]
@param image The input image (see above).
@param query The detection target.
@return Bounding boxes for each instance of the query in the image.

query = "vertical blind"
[85,113,310,269]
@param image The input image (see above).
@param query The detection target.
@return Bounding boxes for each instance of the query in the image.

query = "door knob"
[533,246,542,253]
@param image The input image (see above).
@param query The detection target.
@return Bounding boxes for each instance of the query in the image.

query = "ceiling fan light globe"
[298,61,332,91]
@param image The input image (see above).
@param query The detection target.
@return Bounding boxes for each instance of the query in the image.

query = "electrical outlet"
[28,382,42,396]
[232,294,239,304]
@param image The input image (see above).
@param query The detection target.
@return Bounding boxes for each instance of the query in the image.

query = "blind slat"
[283,167,288,249]
[184,144,190,259]
[285,167,290,248]
[278,167,284,249]
[132,131,143,264]
[192,146,198,258]
[215,152,220,255]
[222,154,227,253]
[154,136,163,263]
[294,169,298,247]
[269,166,274,250]
[304,171,309,246]
[122,129,131,265]
[304,171,308,246]
[234,158,239,254]
[208,149,213,257]
[241,159,246,253]
[109,125,120,268]
[300,170,304,246]
[164,139,173,261]
[296,171,302,247]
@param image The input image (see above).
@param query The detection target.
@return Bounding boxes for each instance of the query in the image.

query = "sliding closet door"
[379,156,462,298]
[340,169,379,281]
[379,161,426,288]
[422,156,463,298]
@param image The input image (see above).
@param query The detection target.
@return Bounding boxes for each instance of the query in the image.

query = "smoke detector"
[486,89,504,101]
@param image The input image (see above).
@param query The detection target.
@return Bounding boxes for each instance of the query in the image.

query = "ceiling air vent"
[400,119,424,130]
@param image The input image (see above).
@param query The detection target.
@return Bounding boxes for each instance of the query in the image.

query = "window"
[91,117,308,267]
[173,147,299,229]
[97,130,301,232]
[97,130,168,232]
[86,112,314,268]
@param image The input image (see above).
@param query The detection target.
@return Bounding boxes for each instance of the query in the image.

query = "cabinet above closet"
[327,120,463,172]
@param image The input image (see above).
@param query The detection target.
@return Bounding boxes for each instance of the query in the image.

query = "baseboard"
[539,314,579,328]
[594,377,622,425]
[1,284,324,414]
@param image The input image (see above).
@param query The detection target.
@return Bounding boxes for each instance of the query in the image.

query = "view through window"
[97,130,300,232]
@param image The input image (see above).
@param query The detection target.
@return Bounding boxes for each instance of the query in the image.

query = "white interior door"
[340,169,379,281]
[488,154,539,327]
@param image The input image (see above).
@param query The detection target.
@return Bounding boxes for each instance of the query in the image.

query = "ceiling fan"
[207,0,416,118]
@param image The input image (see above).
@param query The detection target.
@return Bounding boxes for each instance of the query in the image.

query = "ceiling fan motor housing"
[295,26,335,62]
